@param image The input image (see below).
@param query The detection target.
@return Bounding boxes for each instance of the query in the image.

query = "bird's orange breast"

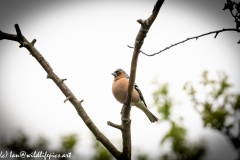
[112,78,140,104]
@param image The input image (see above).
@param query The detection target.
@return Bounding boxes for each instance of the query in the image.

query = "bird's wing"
[134,84,148,108]
[125,74,148,108]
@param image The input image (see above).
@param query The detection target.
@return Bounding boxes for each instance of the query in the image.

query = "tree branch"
[0,24,122,160]
[0,1,166,159]
[120,0,165,159]
[107,121,123,131]
[128,0,240,56]
[128,28,240,56]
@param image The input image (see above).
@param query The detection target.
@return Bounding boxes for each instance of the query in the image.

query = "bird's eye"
[114,71,121,76]
[116,72,121,75]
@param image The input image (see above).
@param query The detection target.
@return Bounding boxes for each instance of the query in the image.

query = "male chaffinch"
[112,68,159,123]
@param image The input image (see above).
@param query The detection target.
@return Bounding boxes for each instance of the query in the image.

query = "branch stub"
[64,96,72,103]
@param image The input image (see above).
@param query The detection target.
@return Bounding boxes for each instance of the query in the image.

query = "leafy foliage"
[0,131,78,160]
[223,0,240,29]
[184,71,240,157]
[152,82,172,120]
[92,141,113,160]
[152,81,206,160]
[61,134,78,153]
[223,0,240,43]
[136,153,149,160]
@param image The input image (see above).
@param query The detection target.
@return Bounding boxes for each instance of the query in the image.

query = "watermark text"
[0,151,71,160]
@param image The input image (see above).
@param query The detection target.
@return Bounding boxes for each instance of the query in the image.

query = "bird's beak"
[112,73,117,77]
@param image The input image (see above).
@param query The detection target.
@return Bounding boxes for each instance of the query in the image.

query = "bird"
[111,68,159,123]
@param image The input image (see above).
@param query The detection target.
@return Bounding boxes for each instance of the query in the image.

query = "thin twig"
[128,28,240,56]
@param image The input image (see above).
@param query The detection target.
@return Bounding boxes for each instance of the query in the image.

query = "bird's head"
[112,68,128,80]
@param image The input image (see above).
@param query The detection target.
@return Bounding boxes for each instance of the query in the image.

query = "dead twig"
[128,28,240,56]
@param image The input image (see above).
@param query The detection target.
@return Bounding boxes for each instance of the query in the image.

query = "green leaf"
[94,141,112,160]
[61,134,78,152]
[233,94,240,110]
[161,83,169,95]
[161,122,186,145]
[158,100,172,119]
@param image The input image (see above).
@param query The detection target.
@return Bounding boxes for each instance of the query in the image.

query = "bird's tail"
[134,101,159,123]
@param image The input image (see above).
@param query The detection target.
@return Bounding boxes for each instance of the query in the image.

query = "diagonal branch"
[128,28,240,56]
[0,24,122,160]
[120,0,165,159]
[0,1,166,159]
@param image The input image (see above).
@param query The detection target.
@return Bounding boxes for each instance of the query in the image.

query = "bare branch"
[0,30,19,41]
[107,121,123,131]
[0,24,122,160]
[128,28,240,56]
[120,0,165,159]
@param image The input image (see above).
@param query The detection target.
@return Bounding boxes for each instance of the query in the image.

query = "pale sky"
[0,0,240,159]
